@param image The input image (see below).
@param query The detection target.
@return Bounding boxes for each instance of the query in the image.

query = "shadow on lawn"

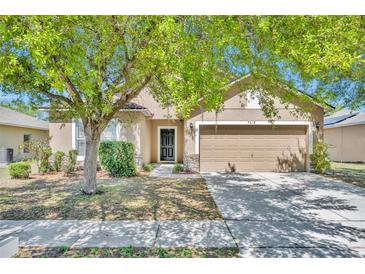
[0,177,222,221]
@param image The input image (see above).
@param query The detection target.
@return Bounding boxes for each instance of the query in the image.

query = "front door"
[160,128,175,161]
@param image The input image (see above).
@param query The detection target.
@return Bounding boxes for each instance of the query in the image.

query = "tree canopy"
[0,15,363,193]
[1,16,363,118]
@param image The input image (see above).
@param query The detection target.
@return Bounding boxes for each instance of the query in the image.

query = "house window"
[101,121,118,141]
[75,120,85,156]
[75,120,118,156]
[23,134,31,153]
[246,91,261,109]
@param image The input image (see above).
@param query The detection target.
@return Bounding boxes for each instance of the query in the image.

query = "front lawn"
[0,171,222,220]
[16,246,239,258]
[326,162,365,188]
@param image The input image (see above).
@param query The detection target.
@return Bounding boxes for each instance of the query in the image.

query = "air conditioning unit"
[0,147,14,164]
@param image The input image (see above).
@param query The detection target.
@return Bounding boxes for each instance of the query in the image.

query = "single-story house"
[49,75,326,172]
[0,106,49,163]
[324,109,365,162]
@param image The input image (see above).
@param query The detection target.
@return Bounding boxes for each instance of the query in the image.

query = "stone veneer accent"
[183,154,199,172]
[135,154,144,169]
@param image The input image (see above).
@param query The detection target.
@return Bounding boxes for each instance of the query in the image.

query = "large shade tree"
[0,16,363,194]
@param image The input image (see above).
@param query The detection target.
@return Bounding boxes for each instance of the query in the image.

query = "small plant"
[65,149,77,173]
[179,248,193,258]
[99,141,136,177]
[157,247,167,258]
[8,162,31,179]
[39,147,52,174]
[20,138,52,174]
[142,163,154,172]
[172,163,184,173]
[310,140,331,174]
[120,246,134,257]
[90,247,100,255]
[57,246,69,253]
[54,151,65,172]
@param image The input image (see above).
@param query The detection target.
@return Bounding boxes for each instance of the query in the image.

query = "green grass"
[0,167,8,181]
[0,173,222,221]
[327,162,365,188]
[16,246,239,258]
[0,162,38,184]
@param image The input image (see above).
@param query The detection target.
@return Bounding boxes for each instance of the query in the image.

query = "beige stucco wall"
[0,125,49,161]
[133,85,323,158]
[150,119,184,163]
[140,118,152,164]
[184,91,324,156]
[132,89,176,119]
[324,125,365,162]
[48,82,324,168]
[49,122,73,153]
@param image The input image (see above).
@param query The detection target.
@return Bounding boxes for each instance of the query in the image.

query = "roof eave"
[0,122,49,131]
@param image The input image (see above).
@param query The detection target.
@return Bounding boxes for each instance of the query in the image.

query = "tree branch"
[108,16,157,93]
[104,73,153,122]
[58,73,84,104]
[39,88,73,106]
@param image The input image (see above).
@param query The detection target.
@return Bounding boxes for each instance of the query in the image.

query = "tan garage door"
[200,125,307,172]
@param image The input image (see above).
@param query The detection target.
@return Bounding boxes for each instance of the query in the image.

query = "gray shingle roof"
[0,106,48,130]
[324,109,365,129]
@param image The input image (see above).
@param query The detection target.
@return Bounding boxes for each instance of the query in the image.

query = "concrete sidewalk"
[0,220,237,248]
[149,164,200,178]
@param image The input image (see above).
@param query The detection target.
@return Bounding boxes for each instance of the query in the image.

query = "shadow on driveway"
[202,172,365,257]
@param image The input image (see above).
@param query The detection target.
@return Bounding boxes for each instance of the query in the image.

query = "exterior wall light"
[315,121,320,130]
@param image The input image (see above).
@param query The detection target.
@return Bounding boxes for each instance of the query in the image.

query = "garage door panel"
[199,125,307,172]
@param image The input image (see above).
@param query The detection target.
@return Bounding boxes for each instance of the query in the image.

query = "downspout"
[340,127,343,163]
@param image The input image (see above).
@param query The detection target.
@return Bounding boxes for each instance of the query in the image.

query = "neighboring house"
[49,75,326,172]
[324,109,365,162]
[0,106,49,163]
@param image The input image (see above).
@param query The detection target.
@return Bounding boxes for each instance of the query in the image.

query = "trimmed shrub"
[310,140,331,174]
[54,151,65,172]
[172,163,184,173]
[99,141,136,177]
[8,162,32,179]
[142,163,154,172]
[65,149,77,173]
[20,138,52,174]
[39,147,52,174]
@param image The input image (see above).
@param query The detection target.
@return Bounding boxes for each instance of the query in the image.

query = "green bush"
[142,163,154,172]
[172,163,184,173]
[20,138,52,174]
[99,141,136,177]
[54,151,65,172]
[66,149,78,173]
[39,147,52,174]
[8,162,32,179]
[310,140,331,174]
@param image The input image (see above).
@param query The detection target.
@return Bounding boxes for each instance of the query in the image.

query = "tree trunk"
[82,124,101,195]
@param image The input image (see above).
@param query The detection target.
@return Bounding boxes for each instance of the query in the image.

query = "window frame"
[73,119,120,159]
[23,134,31,153]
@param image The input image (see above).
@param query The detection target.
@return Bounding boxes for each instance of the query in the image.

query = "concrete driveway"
[202,172,365,258]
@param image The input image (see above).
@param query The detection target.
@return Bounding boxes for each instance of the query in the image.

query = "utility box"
[0,147,14,164]
[7,148,14,163]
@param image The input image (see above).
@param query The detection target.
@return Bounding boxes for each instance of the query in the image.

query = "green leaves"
[0,15,363,122]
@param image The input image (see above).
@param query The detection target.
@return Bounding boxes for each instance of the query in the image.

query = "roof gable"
[0,106,48,130]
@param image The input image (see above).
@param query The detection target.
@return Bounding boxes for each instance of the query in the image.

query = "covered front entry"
[199,125,307,172]
[158,127,176,162]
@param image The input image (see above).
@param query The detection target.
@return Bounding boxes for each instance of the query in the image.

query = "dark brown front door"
[160,128,175,161]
